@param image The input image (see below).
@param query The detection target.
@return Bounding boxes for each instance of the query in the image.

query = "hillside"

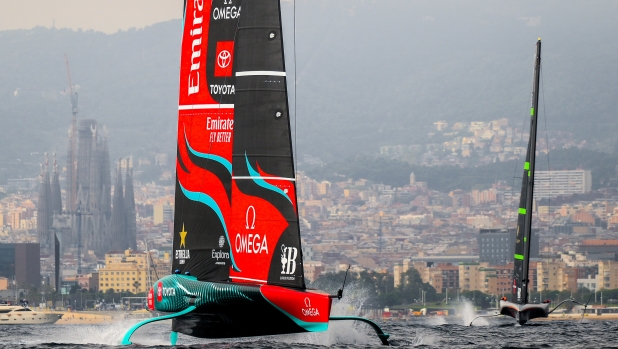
[0,1,617,183]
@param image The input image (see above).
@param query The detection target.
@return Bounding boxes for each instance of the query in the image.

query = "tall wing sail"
[230,0,305,288]
[173,0,242,281]
[513,39,541,304]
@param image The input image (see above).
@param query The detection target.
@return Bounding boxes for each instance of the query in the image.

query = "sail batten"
[178,104,235,110]
[233,176,296,181]
[236,71,287,76]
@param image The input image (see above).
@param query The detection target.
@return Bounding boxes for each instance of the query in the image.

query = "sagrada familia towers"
[37,119,137,260]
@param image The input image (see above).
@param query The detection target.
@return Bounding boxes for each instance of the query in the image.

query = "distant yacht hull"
[0,306,63,324]
[499,300,550,325]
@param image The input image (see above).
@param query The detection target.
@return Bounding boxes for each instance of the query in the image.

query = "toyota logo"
[217,50,231,69]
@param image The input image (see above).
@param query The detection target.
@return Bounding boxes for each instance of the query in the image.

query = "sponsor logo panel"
[187,0,206,96]
[214,41,234,77]
[302,297,320,317]
[235,233,268,254]
[175,223,191,264]
[229,183,289,282]
[212,2,241,21]
[280,245,298,280]
[147,287,154,310]
[212,249,230,265]
[206,116,233,143]
[162,287,176,297]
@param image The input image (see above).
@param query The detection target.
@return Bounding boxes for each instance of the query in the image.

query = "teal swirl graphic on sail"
[185,128,232,174]
[245,153,292,204]
[179,182,240,272]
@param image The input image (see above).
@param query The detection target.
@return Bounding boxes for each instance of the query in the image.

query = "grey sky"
[0,0,184,34]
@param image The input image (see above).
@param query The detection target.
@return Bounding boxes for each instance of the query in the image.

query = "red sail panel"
[229,180,290,284]
[172,0,240,281]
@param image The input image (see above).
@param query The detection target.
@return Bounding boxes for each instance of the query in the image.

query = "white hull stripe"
[236,71,286,77]
[230,276,267,284]
[232,176,295,181]
[178,104,234,110]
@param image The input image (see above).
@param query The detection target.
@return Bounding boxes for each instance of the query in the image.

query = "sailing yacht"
[121,0,388,345]
[498,39,550,325]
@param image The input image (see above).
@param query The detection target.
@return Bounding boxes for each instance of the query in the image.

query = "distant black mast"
[513,39,541,305]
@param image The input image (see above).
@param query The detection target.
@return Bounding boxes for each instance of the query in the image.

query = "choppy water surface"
[1,317,618,348]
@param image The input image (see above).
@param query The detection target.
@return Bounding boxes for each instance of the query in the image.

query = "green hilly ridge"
[306,147,618,193]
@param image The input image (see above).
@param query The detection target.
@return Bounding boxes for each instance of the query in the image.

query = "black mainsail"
[230,0,304,288]
[512,39,541,305]
[499,39,550,325]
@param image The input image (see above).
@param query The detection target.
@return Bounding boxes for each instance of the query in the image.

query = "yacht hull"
[499,300,550,325]
[153,275,332,338]
[0,309,62,324]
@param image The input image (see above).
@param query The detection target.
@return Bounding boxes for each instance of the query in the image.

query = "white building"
[534,170,592,199]
[577,275,598,292]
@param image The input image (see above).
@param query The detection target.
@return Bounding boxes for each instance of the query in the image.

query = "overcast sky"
[0,0,184,34]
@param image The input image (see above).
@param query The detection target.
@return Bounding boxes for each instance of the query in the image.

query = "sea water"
[1,318,618,348]
[1,288,616,349]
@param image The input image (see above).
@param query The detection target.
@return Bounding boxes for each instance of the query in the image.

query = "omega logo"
[302,297,320,316]
[245,206,256,230]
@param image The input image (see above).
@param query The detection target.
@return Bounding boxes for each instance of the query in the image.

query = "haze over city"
[1,1,618,347]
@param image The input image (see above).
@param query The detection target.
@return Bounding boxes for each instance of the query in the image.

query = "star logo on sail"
[175,223,190,263]
[214,41,234,77]
[179,224,188,248]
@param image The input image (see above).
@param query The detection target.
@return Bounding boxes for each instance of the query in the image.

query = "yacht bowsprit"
[121,0,389,345]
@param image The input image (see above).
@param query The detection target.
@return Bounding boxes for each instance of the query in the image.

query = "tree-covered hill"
[306,147,618,192]
[1,1,617,183]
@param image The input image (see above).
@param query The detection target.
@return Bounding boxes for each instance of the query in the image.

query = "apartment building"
[536,261,578,292]
[459,262,486,291]
[597,261,618,290]
[98,249,171,293]
[534,170,592,199]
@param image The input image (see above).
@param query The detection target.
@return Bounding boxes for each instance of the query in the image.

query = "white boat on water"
[0,305,63,324]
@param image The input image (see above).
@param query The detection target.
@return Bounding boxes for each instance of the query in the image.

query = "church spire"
[37,153,52,249]
[51,153,62,215]
[101,133,112,218]
[124,158,137,250]
[110,160,125,251]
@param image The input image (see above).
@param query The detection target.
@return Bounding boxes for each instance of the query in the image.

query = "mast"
[513,39,541,304]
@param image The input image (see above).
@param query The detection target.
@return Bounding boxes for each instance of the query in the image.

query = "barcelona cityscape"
[1,0,618,347]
